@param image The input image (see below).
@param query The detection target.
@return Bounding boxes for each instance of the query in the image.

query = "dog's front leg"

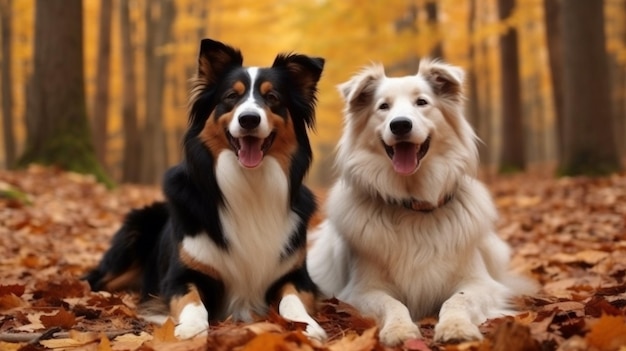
[170,284,210,339]
[434,287,491,343]
[277,283,327,341]
[353,289,422,345]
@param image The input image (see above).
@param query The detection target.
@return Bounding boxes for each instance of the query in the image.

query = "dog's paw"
[434,318,482,343]
[304,322,328,341]
[174,320,209,340]
[379,321,422,346]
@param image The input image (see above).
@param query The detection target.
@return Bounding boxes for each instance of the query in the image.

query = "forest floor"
[1,165,625,351]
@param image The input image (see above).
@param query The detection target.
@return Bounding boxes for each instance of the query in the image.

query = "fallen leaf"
[585,315,626,351]
[152,318,178,343]
[99,332,113,351]
[0,293,25,311]
[0,284,26,297]
[327,327,378,351]
[39,308,76,329]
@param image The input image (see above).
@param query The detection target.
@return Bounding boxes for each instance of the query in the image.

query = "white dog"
[307,60,535,345]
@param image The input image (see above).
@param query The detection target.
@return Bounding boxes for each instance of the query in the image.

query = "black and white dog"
[86,39,326,340]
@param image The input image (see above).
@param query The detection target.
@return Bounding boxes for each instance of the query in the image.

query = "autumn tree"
[498,0,525,172]
[425,0,443,59]
[0,0,15,168]
[140,0,175,184]
[19,0,110,184]
[91,0,113,169]
[543,0,564,160]
[559,0,621,175]
[120,0,141,183]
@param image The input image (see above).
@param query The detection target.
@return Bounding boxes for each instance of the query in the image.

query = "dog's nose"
[239,113,261,130]
[389,117,412,136]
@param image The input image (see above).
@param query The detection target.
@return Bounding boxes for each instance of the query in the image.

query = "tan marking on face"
[199,111,233,158]
[260,81,273,95]
[279,282,317,315]
[170,284,204,323]
[264,110,297,173]
[179,246,222,280]
[101,265,142,292]
[232,81,246,95]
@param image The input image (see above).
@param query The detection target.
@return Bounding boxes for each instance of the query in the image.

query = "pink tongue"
[392,143,418,175]
[238,137,264,168]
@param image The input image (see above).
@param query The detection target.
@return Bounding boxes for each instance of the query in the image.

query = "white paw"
[304,321,328,341]
[379,321,422,346]
[174,320,209,339]
[434,318,482,343]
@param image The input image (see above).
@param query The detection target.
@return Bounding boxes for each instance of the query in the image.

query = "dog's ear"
[196,39,243,86]
[418,59,464,101]
[338,64,385,111]
[273,54,325,98]
[272,54,325,127]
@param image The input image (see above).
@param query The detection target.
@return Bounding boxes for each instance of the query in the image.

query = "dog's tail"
[84,202,169,295]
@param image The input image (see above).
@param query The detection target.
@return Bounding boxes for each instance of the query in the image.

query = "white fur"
[180,152,323,339]
[307,60,535,345]
[279,294,327,340]
[229,67,271,138]
[181,153,300,320]
[174,303,209,339]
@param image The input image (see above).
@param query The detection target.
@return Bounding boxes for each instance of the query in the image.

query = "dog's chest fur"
[181,152,300,320]
[333,179,497,317]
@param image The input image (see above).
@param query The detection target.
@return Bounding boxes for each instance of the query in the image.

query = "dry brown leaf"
[39,308,77,329]
[111,331,152,350]
[491,319,540,351]
[99,332,113,351]
[327,327,377,351]
[152,318,178,343]
[0,293,25,311]
[585,314,626,351]
[239,332,312,351]
[0,284,26,297]
[0,341,23,351]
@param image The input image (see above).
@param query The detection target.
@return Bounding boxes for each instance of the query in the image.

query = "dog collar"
[392,193,454,213]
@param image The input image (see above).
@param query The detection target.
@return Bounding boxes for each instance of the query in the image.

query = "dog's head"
[336,60,478,201]
[186,39,324,172]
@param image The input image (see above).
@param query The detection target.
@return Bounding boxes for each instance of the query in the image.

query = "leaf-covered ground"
[1,165,625,351]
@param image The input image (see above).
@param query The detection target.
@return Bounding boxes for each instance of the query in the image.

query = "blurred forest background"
[0,0,625,187]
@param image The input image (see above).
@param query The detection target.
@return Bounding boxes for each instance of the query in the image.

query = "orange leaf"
[39,308,76,329]
[98,332,112,351]
[153,318,178,343]
[0,284,25,297]
[585,315,626,351]
[328,327,378,351]
[240,333,291,351]
[0,293,24,311]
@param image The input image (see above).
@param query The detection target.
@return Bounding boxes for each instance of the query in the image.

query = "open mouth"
[383,136,431,175]
[227,131,276,168]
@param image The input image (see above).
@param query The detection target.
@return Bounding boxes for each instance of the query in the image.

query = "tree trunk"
[425,1,443,59]
[120,0,141,183]
[0,0,16,168]
[559,0,621,175]
[543,0,564,161]
[498,0,525,172]
[466,0,486,164]
[91,0,113,168]
[18,0,111,185]
[140,0,175,184]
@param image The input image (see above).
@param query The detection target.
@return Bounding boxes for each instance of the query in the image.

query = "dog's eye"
[224,91,239,102]
[378,102,390,110]
[416,98,428,106]
[265,92,280,105]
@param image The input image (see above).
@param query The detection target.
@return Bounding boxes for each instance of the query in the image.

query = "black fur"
[85,38,325,324]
